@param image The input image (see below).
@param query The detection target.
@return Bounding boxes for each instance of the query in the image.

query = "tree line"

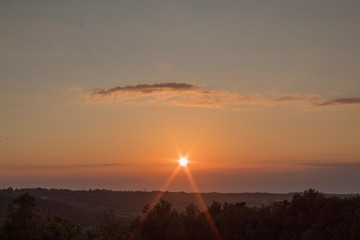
[1,189,360,240]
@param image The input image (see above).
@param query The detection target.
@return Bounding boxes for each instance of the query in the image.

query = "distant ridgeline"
[0,188,360,240]
[0,188,354,227]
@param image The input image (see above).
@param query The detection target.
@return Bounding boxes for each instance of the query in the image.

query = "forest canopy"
[1,189,360,240]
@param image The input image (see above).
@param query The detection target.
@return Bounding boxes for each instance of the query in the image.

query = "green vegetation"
[1,189,360,239]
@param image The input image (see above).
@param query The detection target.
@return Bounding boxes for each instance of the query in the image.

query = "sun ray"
[184,166,221,240]
[149,165,182,208]
[130,164,182,239]
[131,148,220,240]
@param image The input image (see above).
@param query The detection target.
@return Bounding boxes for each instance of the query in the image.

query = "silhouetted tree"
[87,210,128,240]
[0,192,85,240]
[1,192,43,240]
[42,214,84,240]
[139,199,181,240]
[2,189,360,240]
[180,203,206,240]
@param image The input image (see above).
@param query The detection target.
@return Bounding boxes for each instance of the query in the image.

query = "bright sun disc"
[179,157,188,166]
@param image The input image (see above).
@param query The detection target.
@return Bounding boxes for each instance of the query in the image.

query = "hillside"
[0,188,349,227]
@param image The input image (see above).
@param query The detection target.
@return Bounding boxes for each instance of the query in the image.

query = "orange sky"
[1,1,360,193]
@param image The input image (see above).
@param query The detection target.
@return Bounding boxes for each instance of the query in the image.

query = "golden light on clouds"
[2,0,360,194]
[84,82,360,110]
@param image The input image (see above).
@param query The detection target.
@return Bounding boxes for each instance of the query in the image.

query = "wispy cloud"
[84,82,360,109]
[0,163,131,170]
[91,82,197,96]
[88,83,259,107]
[271,94,320,103]
[299,161,360,168]
[318,97,360,106]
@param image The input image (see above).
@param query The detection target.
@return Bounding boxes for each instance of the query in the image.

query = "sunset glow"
[1,1,360,194]
[2,2,360,239]
[179,157,188,166]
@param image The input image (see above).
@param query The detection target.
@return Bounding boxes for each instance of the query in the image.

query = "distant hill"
[0,188,353,227]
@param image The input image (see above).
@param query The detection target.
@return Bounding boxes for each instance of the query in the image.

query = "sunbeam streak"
[148,165,182,211]
[184,166,221,240]
[130,164,182,239]
[130,154,220,240]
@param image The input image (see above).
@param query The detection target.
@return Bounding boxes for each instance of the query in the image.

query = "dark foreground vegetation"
[0,188,296,226]
[1,189,360,240]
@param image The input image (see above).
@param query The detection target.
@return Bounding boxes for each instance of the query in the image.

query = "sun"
[179,157,188,166]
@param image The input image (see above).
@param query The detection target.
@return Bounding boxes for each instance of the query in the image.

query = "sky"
[1,0,360,193]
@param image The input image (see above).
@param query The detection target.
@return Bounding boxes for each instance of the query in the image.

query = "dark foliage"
[86,210,129,240]
[0,193,84,240]
[128,189,360,240]
[138,200,182,240]
[0,188,296,226]
[1,189,360,240]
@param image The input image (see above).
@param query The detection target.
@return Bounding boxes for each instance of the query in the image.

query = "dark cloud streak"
[299,162,360,168]
[91,82,198,96]
[319,97,360,106]
[86,82,360,110]
[0,163,132,170]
